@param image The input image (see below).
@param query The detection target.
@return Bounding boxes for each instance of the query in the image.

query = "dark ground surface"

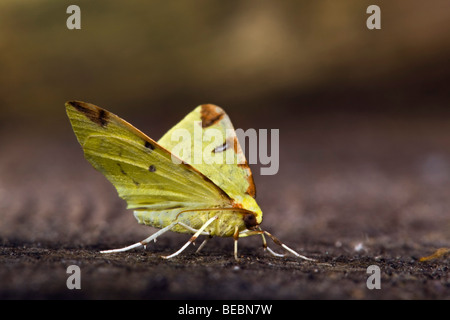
[1,112,450,300]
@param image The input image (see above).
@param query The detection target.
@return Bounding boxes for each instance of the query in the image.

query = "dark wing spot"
[200,104,225,128]
[212,141,229,153]
[117,163,127,175]
[69,101,109,127]
[144,141,155,150]
[148,165,156,172]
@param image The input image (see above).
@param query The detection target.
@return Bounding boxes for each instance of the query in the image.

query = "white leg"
[162,216,218,259]
[233,226,240,261]
[260,232,285,257]
[266,247,286,257]
[195,236,212,253]
[178,222,209,235]
[238,229,315,261]
[238,229,284,257]
[263,230,316,261]
[100,221,178,253]
[280,243,315,261]
[100,221,209,254]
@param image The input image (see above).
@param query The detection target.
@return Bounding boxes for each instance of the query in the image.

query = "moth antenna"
[175,207,256,220]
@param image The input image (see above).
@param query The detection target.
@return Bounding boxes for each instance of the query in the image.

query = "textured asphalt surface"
[0,112,449,299]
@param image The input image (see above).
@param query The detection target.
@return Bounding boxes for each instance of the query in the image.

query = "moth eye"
[243,213,257,229]
[148,165,156,172]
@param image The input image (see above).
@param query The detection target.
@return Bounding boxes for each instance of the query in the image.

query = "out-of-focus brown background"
[1,1,449,300]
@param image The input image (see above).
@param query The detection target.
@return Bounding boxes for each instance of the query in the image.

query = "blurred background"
[1,1,449,250]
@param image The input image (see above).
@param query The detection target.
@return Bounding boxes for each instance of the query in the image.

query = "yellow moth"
[65,101,313,261]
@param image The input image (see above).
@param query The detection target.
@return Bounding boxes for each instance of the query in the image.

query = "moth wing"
[65,101,232,212]
[157,104,257,207]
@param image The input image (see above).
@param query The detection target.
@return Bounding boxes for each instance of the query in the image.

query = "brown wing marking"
[200,104,225,128]
[68,100,110,127]
[240,166,256,198]
[232,135,256,198]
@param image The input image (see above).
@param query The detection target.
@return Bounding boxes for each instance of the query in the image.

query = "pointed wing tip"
[199,103,221,108]
[65,100,111,128]
[199,104,227,128]
[65,100,92,115]
[198,103,224,113]
[66,100,83,108]
[65,100,96,111]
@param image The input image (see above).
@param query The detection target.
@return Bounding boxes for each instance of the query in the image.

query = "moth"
[66,101,313,261]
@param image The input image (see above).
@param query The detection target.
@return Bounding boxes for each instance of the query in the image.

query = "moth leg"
[162,216,218,259]
[177,222,210,236]
[263,230,315,261]
[233,226,240,262]
[177,222,210,247]
[239,229,286,257]
[195,235,213,253]
[100,220,208,254]
[260,231,267,250]
[100,221,179,254]
[266,246,286,257]
[260,231,286,257]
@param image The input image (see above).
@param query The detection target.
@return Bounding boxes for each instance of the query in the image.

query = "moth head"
[243,213,258,230]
